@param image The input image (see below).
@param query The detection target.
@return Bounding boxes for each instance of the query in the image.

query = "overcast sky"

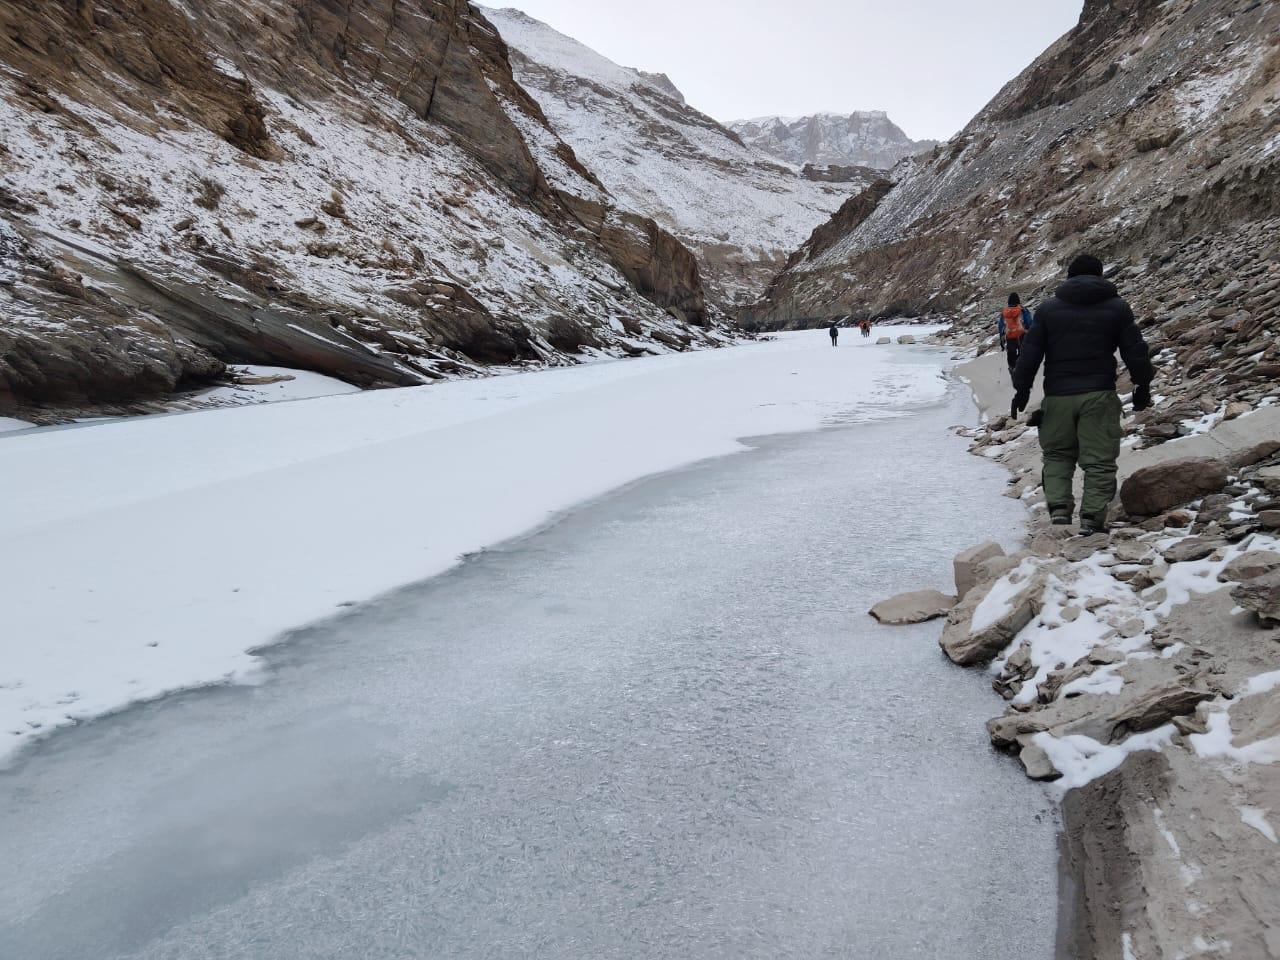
[490,1,1084,141]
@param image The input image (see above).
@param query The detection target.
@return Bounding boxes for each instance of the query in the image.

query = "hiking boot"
[1079,514,1109,536]
[1049,509,1073,526]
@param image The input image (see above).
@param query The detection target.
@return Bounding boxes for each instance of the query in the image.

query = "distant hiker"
[860,319,871,338]
[830,323,839,346]
[999,293,1033,378]
[1011,254,1154,535]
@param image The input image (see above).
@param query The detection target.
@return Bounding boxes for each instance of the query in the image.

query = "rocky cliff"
[727,111,936,171]
[0,0,725,420]
[481,7,870,310]
[747,0,1280,342]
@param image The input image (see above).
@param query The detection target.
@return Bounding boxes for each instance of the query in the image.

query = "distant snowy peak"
[728,111,937,170]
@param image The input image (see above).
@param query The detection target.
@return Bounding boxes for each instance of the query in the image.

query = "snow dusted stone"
[868,590,956,625]
[939,561,1047,666]
[953,541,1005,599]
[875,337,891,345]
[1120,457,1230,516]
[1218,551,1280,583]
[896,334,916,344]
[1231,569,1280,624]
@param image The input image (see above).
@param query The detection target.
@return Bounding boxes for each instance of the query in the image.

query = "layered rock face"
[727,111,936,170]
[483,7,871,309]
[0,0,723,419]
[747,0,1280,336]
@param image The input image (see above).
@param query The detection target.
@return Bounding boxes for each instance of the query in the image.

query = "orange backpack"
[1002,305,1026,340]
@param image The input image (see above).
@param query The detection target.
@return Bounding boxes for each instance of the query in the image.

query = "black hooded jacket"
[1012,276,1154,396]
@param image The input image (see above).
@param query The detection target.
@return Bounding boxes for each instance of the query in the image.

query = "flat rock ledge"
[868,589,956,625]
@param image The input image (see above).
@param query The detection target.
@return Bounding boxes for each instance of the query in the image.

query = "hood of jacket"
[1055,275,1119,306]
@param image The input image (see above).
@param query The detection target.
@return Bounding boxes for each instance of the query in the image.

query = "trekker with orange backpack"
[999,293,1033,378]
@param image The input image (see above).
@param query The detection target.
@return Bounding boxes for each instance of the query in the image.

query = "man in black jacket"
[1011,254,1154,534]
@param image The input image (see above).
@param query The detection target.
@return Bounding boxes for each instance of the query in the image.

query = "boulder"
[1259,510,1280,530]
[869,590,956,625]
[896,334,916,344]
[939,566,1046,666]
[1219,550,1280,583]
[1231,569,1280,624]
[953,541,1005,599]
[876,337,891,345]
[1120,457,1229,515]
[1223,401,1252,420]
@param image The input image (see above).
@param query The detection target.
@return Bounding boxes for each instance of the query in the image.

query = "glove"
[1011,389,1030,417]
[1028,409,1044,428]
[1132,383,1152,412]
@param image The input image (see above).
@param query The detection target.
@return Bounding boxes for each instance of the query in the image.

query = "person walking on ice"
[999,293,1033,378]
[1010,254,1154,536]
[829,322,839,346]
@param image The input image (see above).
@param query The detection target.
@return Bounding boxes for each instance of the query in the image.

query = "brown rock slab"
[1229,441,1280,469]
[1218,551,1280,583]
[1160,537,1225,564]
[868,590,956,625]
[1120,457,1230,516]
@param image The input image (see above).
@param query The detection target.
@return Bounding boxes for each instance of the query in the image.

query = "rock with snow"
[876,337,891,345]
[1231,570,1280,624]
[953,541,1005,599]
[897,335,916,345]
[1120,457,1230,516]
[939,564,1046,666]
[868,590,956,625]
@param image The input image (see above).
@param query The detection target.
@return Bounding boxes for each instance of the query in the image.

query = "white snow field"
[0,328,943,763]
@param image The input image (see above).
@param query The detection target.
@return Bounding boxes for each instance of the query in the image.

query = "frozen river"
[0,365,1058,959]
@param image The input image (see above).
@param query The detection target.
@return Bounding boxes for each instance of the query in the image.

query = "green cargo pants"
[1038,391,1122,524]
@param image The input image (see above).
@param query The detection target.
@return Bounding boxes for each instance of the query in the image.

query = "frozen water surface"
[0,367,1057,959]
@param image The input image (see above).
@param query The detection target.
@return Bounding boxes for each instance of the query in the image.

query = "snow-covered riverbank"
[0,328,941,764]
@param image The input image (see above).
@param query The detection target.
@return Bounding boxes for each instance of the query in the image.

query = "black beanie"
[1007,292,1021,307]
[1067,254,1104,278]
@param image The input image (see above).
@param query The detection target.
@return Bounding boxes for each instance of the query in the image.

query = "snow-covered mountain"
[728,111,937,170]
[0,1,729,421]
[482,7,873,308]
